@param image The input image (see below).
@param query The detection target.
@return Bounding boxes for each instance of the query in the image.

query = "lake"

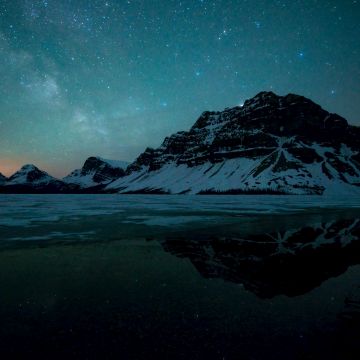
[1,195,360,359]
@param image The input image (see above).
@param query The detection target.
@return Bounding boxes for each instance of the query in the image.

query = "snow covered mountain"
[6,164,57,185]
[0,157,129,193]
[63,156,129,188]
[107,91,360,195]
[2,92,360,195]
[0,164,77,193]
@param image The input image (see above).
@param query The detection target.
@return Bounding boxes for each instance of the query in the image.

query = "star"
[0,0,359,176]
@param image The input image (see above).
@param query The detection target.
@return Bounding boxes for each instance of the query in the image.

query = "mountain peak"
[93,156,129,169]
[7,164,53,185]
[243,91,279,107]
[243,91,312,107]
[81,156,128,173]
[19,164,40,172]
[63,156,129,188]
[253,90,278,99]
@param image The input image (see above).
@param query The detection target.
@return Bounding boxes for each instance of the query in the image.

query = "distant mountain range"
[1,91,360,195]
[0,157,129,194]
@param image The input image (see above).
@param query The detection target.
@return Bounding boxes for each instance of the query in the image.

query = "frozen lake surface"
[1,195,360,359]
[1,194,360,241]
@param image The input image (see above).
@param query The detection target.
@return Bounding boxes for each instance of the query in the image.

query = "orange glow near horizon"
[0,158,29,177]
[0,157,71,179]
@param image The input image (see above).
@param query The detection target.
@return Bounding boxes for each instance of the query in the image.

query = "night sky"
[0,0,359,177]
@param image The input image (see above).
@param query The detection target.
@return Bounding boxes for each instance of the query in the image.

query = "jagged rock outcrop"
[63,157,129,188]
[108,91,360,194]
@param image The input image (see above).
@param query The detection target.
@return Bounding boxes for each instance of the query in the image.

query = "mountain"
[6,164,56,185]
[0,157,130,194]
[63,156,129,188]
[107,91,360,195]
[0,164,78,193]
[2,92,360,195]
[0,172,7,185]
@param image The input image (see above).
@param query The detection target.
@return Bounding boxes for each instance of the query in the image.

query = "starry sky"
[0,0,359,177]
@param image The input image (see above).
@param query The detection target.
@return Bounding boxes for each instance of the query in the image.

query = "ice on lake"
[1,194,360,241]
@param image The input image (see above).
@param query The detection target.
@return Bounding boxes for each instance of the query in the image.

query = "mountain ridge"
[1,91,360,194]
[106,91,360,195]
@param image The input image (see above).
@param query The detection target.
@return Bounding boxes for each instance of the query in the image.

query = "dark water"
[1,195,360,359]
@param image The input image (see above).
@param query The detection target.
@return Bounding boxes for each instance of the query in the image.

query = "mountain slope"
[63,156,129,188]
[107,92,360,195]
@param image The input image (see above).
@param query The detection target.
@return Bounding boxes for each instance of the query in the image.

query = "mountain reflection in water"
[161,218,360,298]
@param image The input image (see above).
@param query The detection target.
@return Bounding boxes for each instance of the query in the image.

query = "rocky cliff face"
[63,157,129,188]
[107,91,360,194]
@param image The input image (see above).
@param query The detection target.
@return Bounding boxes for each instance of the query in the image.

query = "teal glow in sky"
[0,0,359,177]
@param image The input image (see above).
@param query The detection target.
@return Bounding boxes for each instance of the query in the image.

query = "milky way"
[0,0,359,177]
